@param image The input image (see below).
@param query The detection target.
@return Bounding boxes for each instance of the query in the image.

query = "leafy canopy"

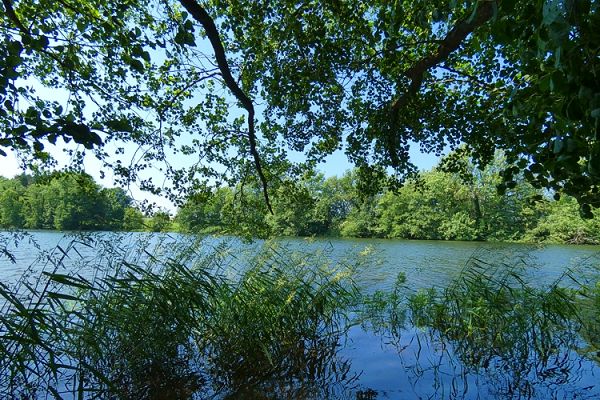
[1,0,599,213]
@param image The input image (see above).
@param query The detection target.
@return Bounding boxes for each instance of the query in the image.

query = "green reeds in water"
[0,235,361,399]
[578,274,600,364]
[2,236,599,399]
[402,252,599,398]
[202,244,362,399]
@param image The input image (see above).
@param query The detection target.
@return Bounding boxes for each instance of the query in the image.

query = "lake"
[1,231,599,399]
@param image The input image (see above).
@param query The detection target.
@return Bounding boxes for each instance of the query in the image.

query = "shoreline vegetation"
[0,237,363,399]
[2,155,600,245]
[1,236,599,399]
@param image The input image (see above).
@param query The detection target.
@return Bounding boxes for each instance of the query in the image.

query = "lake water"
[1,231,599,399]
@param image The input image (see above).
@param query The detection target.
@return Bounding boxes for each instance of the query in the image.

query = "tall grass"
[0,235,361,399]
[204,246,361,399]
[577,270,600,364]
[2,235,599,399]
[401,253,599,398]
[343,248,600,398]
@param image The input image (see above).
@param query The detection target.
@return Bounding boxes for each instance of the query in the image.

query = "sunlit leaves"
[1,0,600,214]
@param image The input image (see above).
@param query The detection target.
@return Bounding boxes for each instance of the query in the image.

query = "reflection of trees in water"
[219,336,358,399]
[360,252,600,399]
[392,328,595,400]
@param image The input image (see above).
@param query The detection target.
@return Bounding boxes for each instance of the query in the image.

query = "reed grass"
[400,252,599,398]
[0,235,361,399]
[1,236,599,399]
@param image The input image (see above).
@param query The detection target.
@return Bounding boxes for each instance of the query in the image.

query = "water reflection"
[352,254,600,399]
[217,337,357,399]
[1,234,599,399]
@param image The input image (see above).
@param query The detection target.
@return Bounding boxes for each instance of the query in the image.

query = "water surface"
[1,231,599,399]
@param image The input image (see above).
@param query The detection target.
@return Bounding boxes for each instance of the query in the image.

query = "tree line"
[2,155,599,244]
[0,172,145,231]
[175,154,600,244]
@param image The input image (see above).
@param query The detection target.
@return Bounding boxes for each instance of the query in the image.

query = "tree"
[338,171,380,238]
[123,207,145,231]
[176,187,233,233]
[376,171,476,240]
[1,0,599,214]
[373,151,547,241]
[526,196,600,244]
[21,183,53,229]
[208,0,600,212]
[46,173,105,230]
[0,172,133,230]
[101,187,132,230]
[438,149,543,240]
[0,177,25,228]
[148,211,172,232]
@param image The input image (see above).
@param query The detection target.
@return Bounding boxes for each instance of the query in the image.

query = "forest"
[0,172,144,231]
[3,152,599,244]
[175,152,600,243]
[1,0,600,398]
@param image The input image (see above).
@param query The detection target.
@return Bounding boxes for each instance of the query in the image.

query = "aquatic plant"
[0,235,361,399]
[357,271,407,339]
[578,277,600,364]
[403,255,592,398]
[201,244,361,398]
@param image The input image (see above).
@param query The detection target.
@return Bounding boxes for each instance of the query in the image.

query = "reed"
[0,235,361,399]
[401,253,597,398]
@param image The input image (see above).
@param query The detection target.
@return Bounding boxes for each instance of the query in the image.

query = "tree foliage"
[0,172,140,231]
[0,158,596,242]
[1,0,599,214]
[175,153,598,244]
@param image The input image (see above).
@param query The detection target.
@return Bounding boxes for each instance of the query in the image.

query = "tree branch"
[439,64,496,90]
[2,0,28,34]
[386,0,498,167]
[178,0,273,213]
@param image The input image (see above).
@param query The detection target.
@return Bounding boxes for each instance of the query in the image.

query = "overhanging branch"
[178,0,273,213]
[386,0,498,167]
[2,0,29,34]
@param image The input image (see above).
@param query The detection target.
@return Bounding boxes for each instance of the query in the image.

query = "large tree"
[1,0,599,213]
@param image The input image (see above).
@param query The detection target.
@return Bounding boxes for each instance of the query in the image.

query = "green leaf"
[579,203,593,219]
[105,118,134,132]
[496,183,506,195]
[553,138,564,154]
[542,0,563,25]
[129,58,145,74]
[43,273,92,289]
[530,163,544,174]
[47,291,80,301]
[588,153,600,177]
[33,141,44,152]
